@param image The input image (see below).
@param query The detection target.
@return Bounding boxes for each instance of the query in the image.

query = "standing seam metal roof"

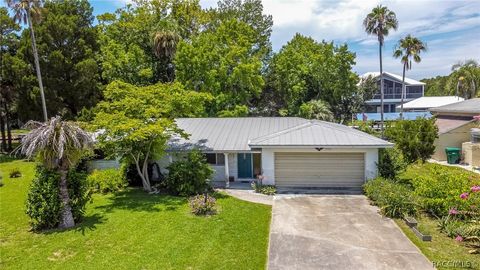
[169,117,392,151]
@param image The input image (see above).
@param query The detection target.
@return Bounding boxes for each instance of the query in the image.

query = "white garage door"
[274,152,365,188]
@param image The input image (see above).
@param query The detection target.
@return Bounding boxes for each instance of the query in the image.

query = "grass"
[393,162,480,270]
[396,216,480,270]
[0,160,272,269]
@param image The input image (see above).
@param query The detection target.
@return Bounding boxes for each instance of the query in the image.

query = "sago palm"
[393,35,427,119]
[364,5,398,136]
[6,0,47,121]
[19,116,93,229]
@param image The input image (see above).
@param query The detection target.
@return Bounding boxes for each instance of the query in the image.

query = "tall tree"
[152,30,180,82]
[0,7,20,152]
[20,116,93,228]
[6,0,48,122]
[175,19,264,115]
[393,35,427,119]
[264,34,358,121]
[14,0,101,121]
[92,81,212,192]
[363,5,398,136]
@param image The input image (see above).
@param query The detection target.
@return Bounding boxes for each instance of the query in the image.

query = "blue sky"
[7,0,480,79]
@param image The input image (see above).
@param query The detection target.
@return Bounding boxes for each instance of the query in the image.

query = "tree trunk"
[58,168,75,229]
[0,110,6,152]
[4,101,12,151]
[379,42,384,138]
[132,153,152,192]
[400,63,406,120]
[26,9,48,122]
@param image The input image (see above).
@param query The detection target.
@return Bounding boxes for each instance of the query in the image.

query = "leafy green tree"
[422,75,449,96]
[175,19,264,115]
[20,116,93,229]
[385,118,438,163]
[213,0,273,64]
[298,100,333,121]
[393,35,427,118]
[92,81,212,192]
[0,7,21,151]
[6,0,48,121]
[12,0,101,121]
[265,34,358,121]
[364,5,398,136]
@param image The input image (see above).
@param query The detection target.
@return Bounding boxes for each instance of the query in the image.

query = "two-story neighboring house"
[361,71,425,113]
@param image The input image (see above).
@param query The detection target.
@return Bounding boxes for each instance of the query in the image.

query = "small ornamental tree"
[92,81,211,192]
[385,118,438,163]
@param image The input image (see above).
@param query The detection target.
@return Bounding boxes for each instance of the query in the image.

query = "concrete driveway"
[268,195,433,270]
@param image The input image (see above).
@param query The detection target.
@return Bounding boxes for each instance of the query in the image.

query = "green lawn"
[394,163,480,270]
[0,160,272,269]
[396,216,480,270]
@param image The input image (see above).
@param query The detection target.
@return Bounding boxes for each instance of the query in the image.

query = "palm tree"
[298,100,334,121]
[450,60,479,99]
[363,5,398,136]
[19,116,92,229]
[6,0,47,122]
[393,35,427,119]
[153,30,180,82]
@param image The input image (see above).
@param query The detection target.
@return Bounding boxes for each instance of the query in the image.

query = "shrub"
[25,165,91,230]
[165,150,214,196]
[188,194,216,215]
[364,177,418,218]
[410,165,479,217]
[9,168,21,178]
[377,147,406,180]
[251,181,276,195]
[87,167,127,193]
[385,118,438,163]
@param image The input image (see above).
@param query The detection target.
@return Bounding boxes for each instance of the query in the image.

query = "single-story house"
[429,98,480,161]
[164,117,392,189]
[397,96,464,112]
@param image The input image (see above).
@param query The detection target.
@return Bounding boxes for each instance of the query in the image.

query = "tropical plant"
[19,116,93,228]
[363,5,398,136]
[393,35,427,118]
[6,0,47,121]
[449,60,480,99]
[298,100,334,121]
[152,30,180,82]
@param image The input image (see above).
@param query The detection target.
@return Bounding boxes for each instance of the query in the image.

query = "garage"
[274,152,365,188]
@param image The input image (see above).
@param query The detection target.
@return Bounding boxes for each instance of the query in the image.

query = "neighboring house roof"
[397,96,464,110]
[169,117,392,151]
[429,98,480,115]
[355,112,432,121]
[360,72,425,85]
[435,117,474,134]
[249,120,393,148]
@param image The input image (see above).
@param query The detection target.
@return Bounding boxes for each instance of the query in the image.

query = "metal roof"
[360,72,425,85]
[398,96,464,109]
[249,120,393,148]
[169,117,392,151]
[429,98,480,114]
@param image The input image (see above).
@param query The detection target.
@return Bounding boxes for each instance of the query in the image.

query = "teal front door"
[237,153,253,178]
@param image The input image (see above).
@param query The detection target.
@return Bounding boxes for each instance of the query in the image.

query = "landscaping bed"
[0,160,271,269]
[364,162,480,269]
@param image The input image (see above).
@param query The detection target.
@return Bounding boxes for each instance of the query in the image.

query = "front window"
[205,153,225,165]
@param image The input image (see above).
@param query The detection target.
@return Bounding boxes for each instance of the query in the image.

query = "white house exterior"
[165,117,392,189]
